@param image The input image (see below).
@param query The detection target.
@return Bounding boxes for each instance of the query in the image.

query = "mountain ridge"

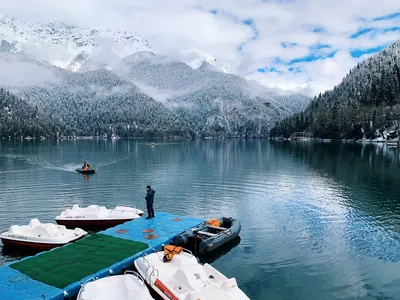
[0,13,235,75]
[0,13,311,139]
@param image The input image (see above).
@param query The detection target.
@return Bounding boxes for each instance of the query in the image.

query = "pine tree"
[270,40,400,140]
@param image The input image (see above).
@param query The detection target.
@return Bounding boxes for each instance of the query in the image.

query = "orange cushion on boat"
[163,245,182,262]
[206,218,221,227]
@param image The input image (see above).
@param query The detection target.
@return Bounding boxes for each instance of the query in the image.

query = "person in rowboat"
[82,162,90,170]
[145,185,155,219]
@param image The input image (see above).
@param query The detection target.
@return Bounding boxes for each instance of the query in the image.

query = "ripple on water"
[1,140,400,300]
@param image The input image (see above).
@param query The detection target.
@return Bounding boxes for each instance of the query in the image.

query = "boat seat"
[174,266,209,291]
[10,225,21,234]
[29,219,41,227]
[83,207,101,214]
[30,226,53,238]
[62,209,73,216]
[197,231,217,236]
[208,226,227,230]
[46,224,65,235]
[57,225,67,232]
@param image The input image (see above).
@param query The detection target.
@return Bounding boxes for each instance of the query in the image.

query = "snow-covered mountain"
[113,51,309,116]
[0,13,311,138]
[0,13,154,71]
[0,13,235,74]
[0,49,310,138]
[180,49,235,74]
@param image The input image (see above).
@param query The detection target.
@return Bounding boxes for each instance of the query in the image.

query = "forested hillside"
[0,88,64,138]
[0,50,310,139]
[270,41,400,140]
[0,14,312,140]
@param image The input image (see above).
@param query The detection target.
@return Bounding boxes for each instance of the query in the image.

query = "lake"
[0,139,400,300]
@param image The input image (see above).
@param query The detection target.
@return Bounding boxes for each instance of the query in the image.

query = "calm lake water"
[1,139,400,300]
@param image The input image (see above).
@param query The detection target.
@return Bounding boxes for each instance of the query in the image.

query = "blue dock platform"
[0,212,204,300]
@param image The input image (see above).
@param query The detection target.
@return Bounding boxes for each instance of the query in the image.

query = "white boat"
[0,218,87,251]
[77,271,154,300]
[55,204,144,229]
[134,246,250,300]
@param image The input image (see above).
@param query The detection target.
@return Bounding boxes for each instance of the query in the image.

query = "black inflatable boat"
[76,168,96,174]
[174,217,241,254]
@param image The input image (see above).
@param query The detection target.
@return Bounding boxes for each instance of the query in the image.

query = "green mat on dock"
[9,234,148,289]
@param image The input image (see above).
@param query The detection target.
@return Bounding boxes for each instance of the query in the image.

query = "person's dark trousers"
[146,200,155,218]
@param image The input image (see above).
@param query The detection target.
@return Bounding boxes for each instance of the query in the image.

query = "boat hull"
[76,168,96,174]
[55,218,135,229]
[55,205,143,229]
[0,233,87,252]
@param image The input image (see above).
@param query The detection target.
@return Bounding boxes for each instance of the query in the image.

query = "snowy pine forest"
[0,51,310,139]
[0,15,311,139]
[271,41,400,140]
[0,87,64,138]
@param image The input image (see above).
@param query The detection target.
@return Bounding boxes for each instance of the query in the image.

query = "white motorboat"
[55,204,144,229]
[0,218,87,251]
[134,246,250,300]
[77,271,154,300]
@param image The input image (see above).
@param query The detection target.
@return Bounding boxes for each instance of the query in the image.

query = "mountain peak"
[180,48,235,74]
[1,13,236,77]
[0,13,155,71]
[197,61,213,71]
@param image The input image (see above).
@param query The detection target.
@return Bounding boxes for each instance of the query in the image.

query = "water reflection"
[273,141,400,264]
[1,140,400,299]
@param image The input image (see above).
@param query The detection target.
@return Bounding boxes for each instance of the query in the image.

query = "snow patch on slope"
[178,48,235,74]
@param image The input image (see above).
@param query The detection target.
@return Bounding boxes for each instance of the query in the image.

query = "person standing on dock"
[145,185,155,219]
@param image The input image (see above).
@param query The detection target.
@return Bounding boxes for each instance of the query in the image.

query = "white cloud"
[133,81,190,106]
[0,59,60,89]
[1,0,400,97]
[247,50,362,95]
[18,42,71,67]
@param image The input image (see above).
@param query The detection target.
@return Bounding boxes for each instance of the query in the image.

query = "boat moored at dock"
[0,218,87,251]
[55,204,144,229]
[134,245,250,300]
[174,217,241,254]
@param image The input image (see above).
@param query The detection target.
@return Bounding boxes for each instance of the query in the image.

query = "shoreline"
[2,135,399,145]
[0,135,272,141]
[271,137,400,145]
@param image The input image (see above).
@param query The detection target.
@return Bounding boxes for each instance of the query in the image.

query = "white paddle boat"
[0,218,87,251]
[55,204,143,229]
[134,245,250,300]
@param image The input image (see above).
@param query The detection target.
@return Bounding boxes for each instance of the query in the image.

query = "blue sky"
[2,0,400,96]
[198,2,400,95]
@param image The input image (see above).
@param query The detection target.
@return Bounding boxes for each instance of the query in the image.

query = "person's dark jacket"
[145,189,155,203]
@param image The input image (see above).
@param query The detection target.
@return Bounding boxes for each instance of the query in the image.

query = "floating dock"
[0,212,204,300]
